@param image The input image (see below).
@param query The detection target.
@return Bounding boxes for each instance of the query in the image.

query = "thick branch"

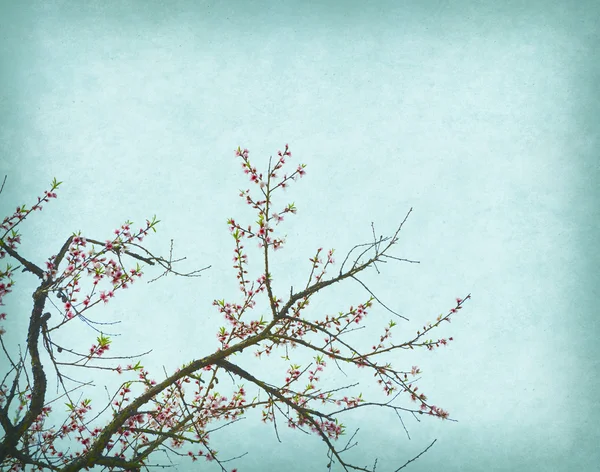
[0,283,51,463]
[0,240,44,278]
[59,318,279,472]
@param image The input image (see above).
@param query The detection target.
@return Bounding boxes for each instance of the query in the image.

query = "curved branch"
[0,241,44,278]
[214,359,368,471]
[0,283,51,463]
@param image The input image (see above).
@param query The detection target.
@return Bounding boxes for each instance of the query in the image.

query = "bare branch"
[394,439,437,471]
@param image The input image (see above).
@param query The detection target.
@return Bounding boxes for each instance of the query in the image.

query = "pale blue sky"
[1,1,598,471]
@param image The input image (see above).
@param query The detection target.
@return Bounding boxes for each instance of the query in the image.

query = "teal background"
[1,1,599,471]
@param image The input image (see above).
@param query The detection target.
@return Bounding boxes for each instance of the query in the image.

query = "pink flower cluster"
[0,178,62,336]
[48,217,158,322]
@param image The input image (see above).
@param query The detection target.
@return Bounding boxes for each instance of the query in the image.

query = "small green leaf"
[97,334,111,347]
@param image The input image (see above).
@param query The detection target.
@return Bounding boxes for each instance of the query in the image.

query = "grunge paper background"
[1,1,598,471]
